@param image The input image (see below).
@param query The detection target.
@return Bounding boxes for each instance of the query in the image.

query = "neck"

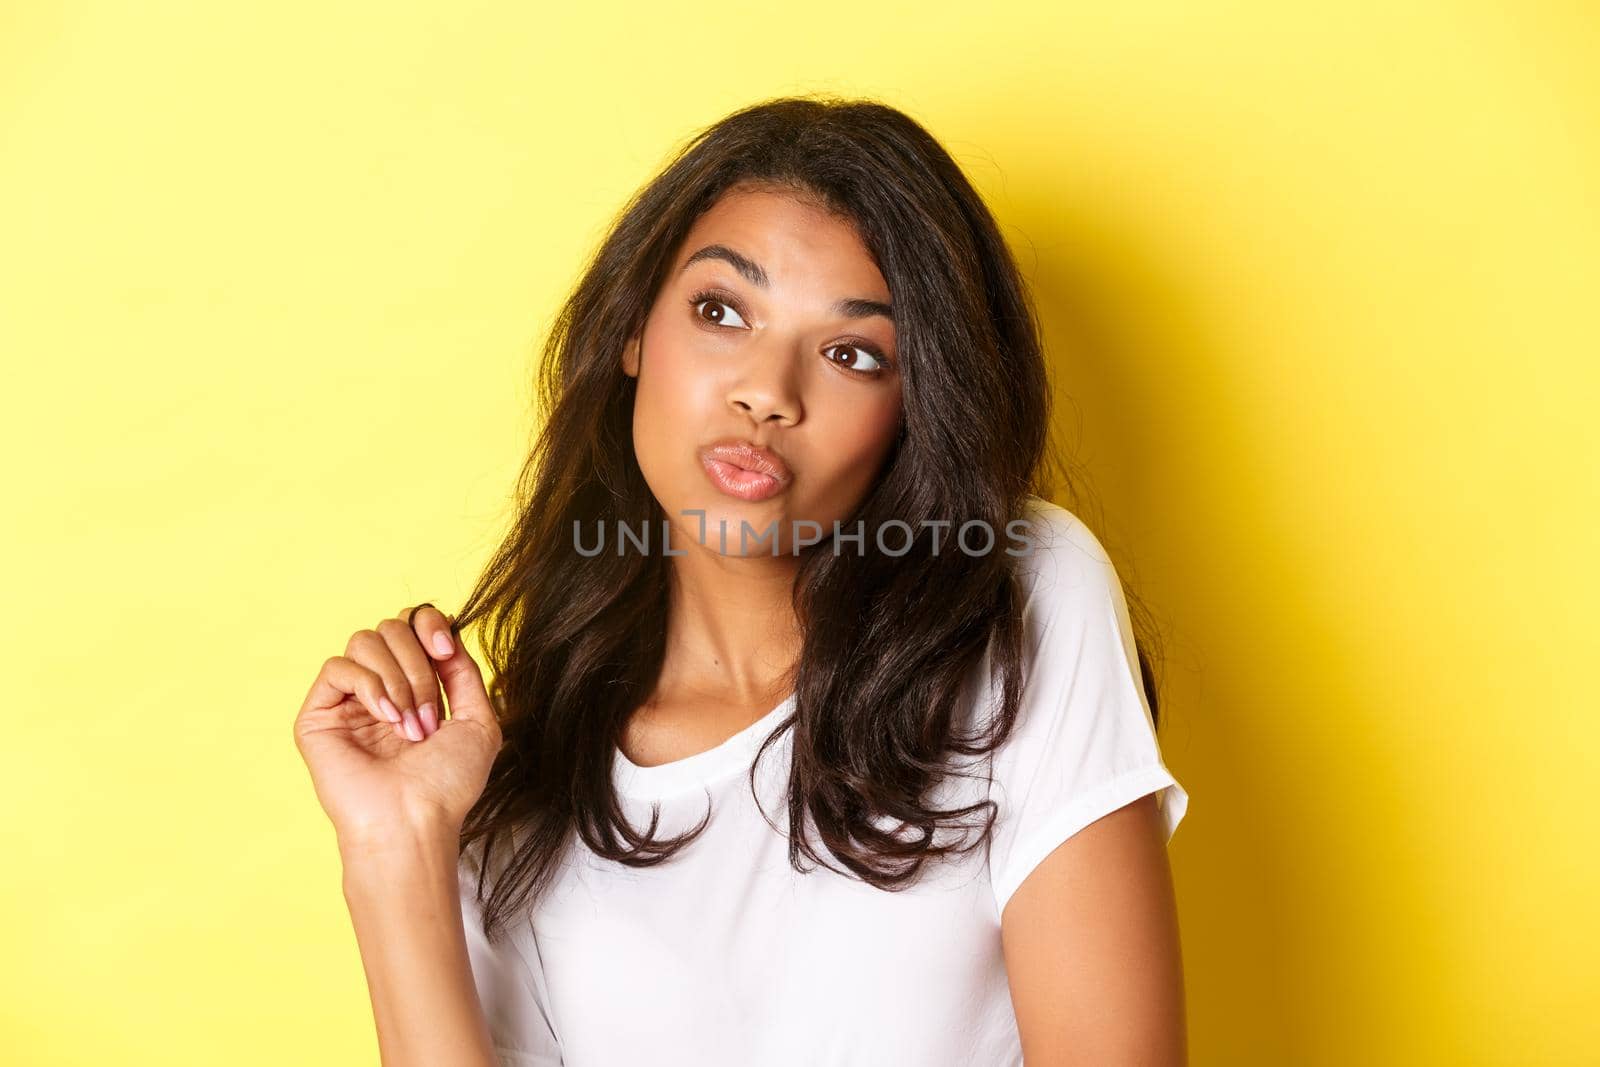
[655,532,803,705]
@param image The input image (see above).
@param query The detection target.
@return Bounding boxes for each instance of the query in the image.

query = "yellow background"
[3,2,1595,1063]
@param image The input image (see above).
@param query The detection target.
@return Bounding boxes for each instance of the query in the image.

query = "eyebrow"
[680,243,895,323]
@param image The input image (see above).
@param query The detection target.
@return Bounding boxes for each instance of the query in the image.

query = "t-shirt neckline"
[613,691,798,800]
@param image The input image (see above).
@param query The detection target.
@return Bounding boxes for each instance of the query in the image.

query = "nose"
[727,342,802,428]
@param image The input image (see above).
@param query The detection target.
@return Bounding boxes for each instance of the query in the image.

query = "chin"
[691,496,807,557]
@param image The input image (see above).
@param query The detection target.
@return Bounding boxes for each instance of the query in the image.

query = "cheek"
[802,391,903,490]
[634,332,716,429]
[630,327,727,505]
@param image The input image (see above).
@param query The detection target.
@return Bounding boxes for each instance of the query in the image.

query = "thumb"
[434,630,496,727]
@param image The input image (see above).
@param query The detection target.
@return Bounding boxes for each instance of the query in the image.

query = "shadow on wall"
[1005,182,1435,1064]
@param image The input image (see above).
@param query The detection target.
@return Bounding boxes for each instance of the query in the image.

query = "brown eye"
[826,344,888,375]
[691,296,748,329]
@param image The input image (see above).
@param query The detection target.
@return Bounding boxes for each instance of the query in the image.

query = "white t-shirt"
[459,496,1189,1066]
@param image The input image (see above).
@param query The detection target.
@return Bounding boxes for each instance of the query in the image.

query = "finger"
[405,602,459,663]
[403,603,456,730]
[345,629,425,742]
[380,615,445,738]
[303,654,407,733]
[429,626,497,728]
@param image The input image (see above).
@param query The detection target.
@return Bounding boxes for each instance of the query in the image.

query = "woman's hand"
[292,604,504,846]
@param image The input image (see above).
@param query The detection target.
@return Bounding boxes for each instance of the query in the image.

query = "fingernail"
[433,632,454,657]
[402,713,423,742]
[418,702,438,735]
[378,696,402,724]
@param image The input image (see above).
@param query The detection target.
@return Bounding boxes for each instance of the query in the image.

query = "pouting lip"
[698,438,793,486]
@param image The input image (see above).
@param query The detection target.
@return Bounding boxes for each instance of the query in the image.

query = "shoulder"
[1009,495,1124,628]
[957,495,1136,737]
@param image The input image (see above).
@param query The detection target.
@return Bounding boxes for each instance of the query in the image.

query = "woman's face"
[624,183,903,559]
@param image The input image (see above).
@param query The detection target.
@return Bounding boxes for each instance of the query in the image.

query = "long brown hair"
[451,92,1166,943]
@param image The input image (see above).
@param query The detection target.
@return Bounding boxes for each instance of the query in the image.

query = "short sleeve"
[458,845,564,1067]
[985,498,1189,915]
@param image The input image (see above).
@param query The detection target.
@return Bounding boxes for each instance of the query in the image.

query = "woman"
[294,94,1190,1066]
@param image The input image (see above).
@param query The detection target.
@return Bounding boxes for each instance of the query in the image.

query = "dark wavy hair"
[451,92,1166,944]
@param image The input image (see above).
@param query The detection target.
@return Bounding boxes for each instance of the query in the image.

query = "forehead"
[676,184,889,298]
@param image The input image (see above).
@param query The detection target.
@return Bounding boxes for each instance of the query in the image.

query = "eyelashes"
[685,288,894,378]
[686,288,749,329]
